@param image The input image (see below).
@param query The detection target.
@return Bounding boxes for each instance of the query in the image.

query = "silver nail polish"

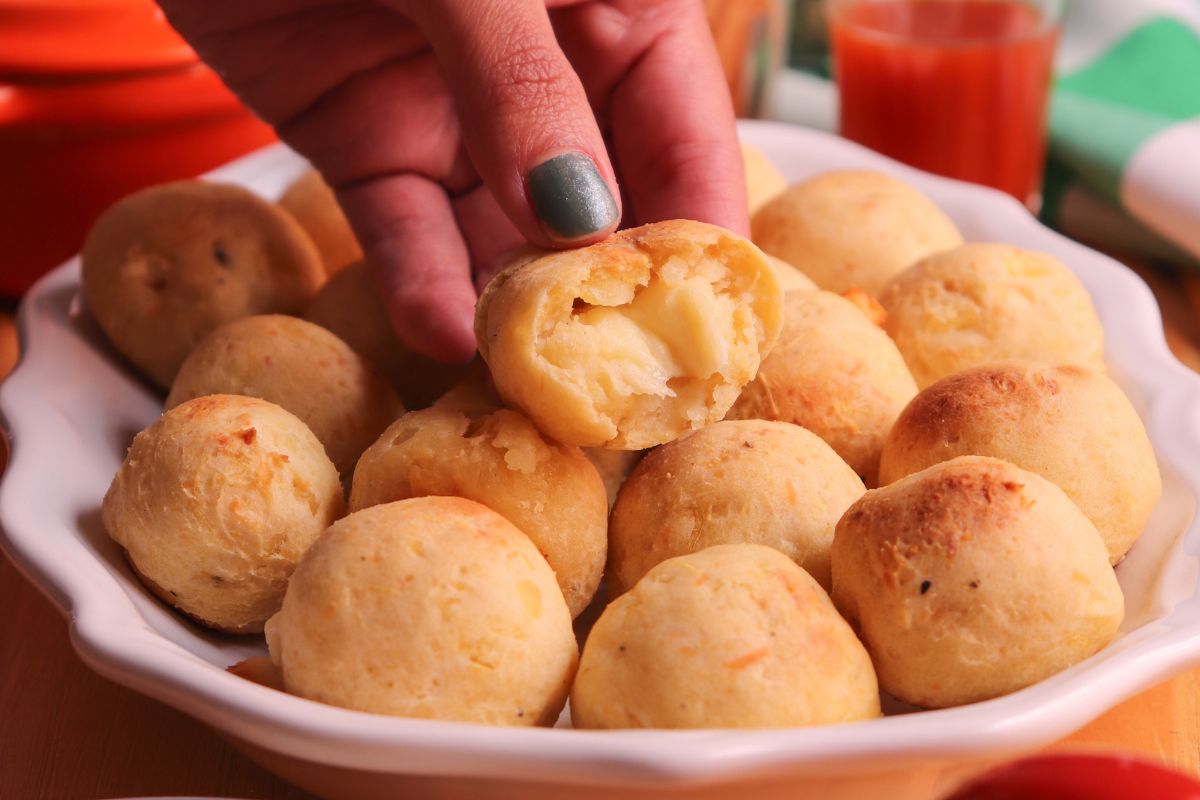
[526,153,618,239]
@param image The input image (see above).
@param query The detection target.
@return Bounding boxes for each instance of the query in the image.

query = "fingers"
[397,0,621,247]
[612,3,747,234]
[277,55,473,193]
[158,0,425,127]
[452,186,527,291]
[336,174,478,365]
[273,53,478,365]
[557,0,748,235]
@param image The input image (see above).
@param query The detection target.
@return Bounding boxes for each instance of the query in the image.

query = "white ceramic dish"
[3,120,1200,800]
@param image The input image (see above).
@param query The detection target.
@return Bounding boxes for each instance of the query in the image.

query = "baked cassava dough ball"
[879,361,1160,564]
[431,349,644,509]
[725,290,917,486]
[767,254,818,292]
[609,419,864,594]
[166,314,403,479]
[741,142,788,215]
[349,404,607,618]
[832,456,1124,709]
[81,180,324,389]
[102,395,344,633]
[432,365,637,515]
[265,497,577,725]
[839,285,887,327]
[751,170,962,295]
[475,220,783,449]
[277,169,362,277]
[305,261,471,409]
[571,544,880,729]
[879,243,1106,388]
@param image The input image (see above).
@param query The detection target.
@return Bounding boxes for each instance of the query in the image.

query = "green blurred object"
[788,0,833,76]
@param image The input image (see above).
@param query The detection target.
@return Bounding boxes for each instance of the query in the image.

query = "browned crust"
[81,180,324,389]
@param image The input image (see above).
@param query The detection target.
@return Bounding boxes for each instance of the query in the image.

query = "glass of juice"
[828,0,1062,210]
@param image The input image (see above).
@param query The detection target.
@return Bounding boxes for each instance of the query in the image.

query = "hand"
[157,0,748,363]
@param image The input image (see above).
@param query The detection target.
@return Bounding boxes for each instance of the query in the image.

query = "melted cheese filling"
[539,260,738,410]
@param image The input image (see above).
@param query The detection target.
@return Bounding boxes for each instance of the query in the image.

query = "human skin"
[157,0,749,363]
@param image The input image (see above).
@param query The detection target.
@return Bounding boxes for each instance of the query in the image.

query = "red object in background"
[830,0,1059,207]
[944,753,1200,800]
[0,0,276,297]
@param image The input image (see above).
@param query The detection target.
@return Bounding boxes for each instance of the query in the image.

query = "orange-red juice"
[831,0,1059,205]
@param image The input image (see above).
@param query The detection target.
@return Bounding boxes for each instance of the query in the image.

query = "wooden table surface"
[2,262,1200,799]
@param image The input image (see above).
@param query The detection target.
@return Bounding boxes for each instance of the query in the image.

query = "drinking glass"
[828,0,1064,210]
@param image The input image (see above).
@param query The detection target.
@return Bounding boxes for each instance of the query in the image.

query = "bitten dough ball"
[349,404,608,618]
[277,169,363,277]
[879,361,1161,564]
[741,142,788,215]
[82,181,324,389]
[751,170,962,295]
[571,544,880,729]
[832,456,1124,709]
[102,395,345,633]
[166,314,403,480]
[609,420,865,594]
[475,220,783,449]
[266,497,578,725]
[305,261,471,409]
[725,290,917,486]
[879,243,1106,388]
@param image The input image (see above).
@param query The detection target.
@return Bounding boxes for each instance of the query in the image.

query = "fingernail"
[526,152,618,240]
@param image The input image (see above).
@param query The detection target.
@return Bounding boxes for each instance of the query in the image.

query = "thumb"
[398,0,621,247]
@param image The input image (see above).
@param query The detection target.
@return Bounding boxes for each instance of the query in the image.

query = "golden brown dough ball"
[741,142,788,215]
[571,544,880,729]
[350,405,607,618]
[102,395,344,633]
[277,169,363,277]
[725,290,917,486]
[839,286,887,327]
[832,456,1124,709]
[475,220,783,449]
[166,314,403,480]
[82,181,324,388]
[305,261,471,408]
[266,497,577,724]
[879,243,1106,388]
[767,254,818,292]
[751,170,962,295]
[609,419,865,594]
[879,361,1160,564]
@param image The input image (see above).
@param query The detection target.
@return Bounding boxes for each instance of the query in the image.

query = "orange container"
[0,0,276,296]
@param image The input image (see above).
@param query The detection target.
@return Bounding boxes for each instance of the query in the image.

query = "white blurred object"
[763,67,837,132]
[1121,121,1200,263]
[1058,0,1200,71]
